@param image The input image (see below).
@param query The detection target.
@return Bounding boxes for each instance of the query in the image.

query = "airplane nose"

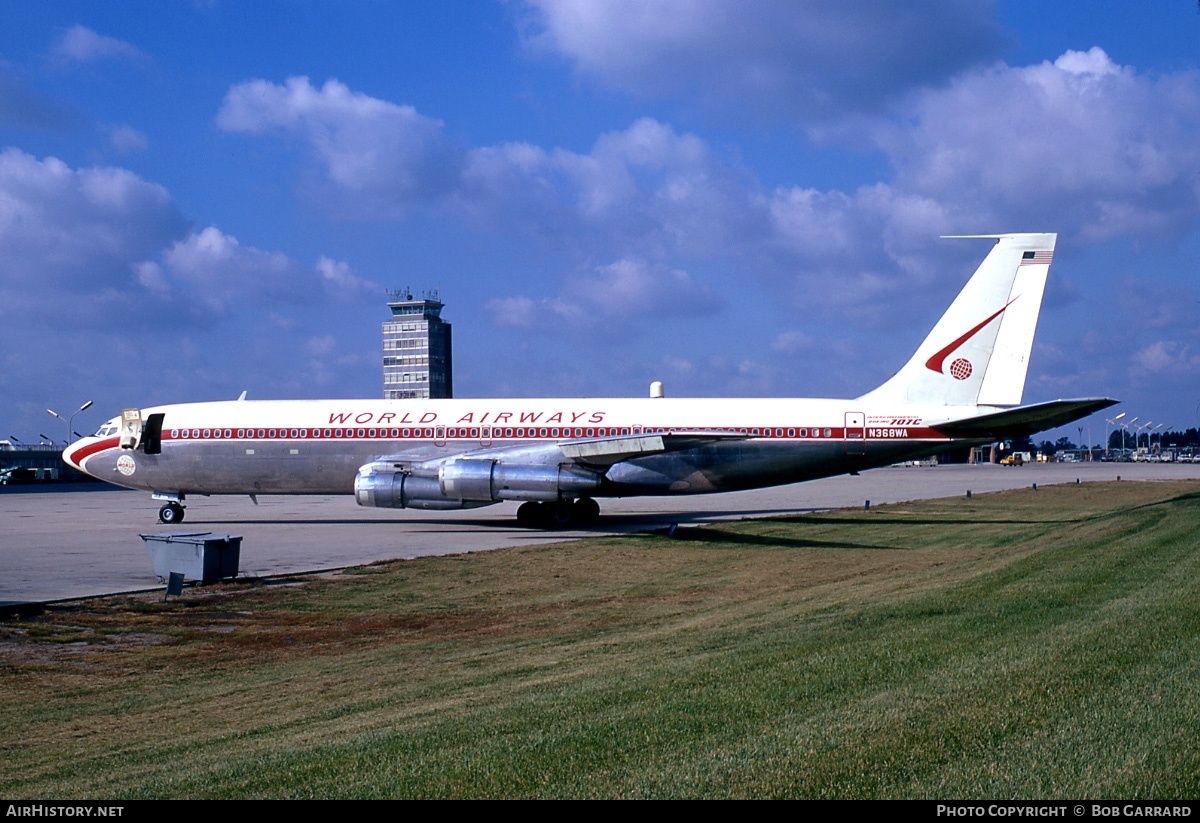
[63,439,91,473]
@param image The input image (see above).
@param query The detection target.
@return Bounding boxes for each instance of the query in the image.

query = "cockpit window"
[94,420,120,437]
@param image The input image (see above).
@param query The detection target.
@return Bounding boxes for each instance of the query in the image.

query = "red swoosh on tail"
[924,297,1017,374]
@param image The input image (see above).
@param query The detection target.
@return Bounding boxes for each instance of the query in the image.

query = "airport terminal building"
[382,290,453,400]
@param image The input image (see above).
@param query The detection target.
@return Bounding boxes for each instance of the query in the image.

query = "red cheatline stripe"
[153,426,950,442]
[67,436,120,464]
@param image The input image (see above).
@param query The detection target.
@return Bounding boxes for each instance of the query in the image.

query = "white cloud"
[761,181,969,325]
[217,77,460,208]
[576,258,721,316]
[109,124,148,153]
[696,354,779,395]
[520,0,1003,120]
[265,311,300,331]
[159,227,299,312]
[305,335,338,357]
[133,260,169,295]
[1054,46,1121,77]
[147,228,378,315]
[771,331,814,354]
[768,187,862,259]
[0,148,186,303]
[316,255,380,300]
[0,151,390,437]
[218,80,765,257]
[487,258,721,334]
[52,25,146,64]
[866,47,1200,240]
[752,47,1200,320]
[659,355,694,376]
[214,57,1200,346]
[459,117,766,258]
[487,295,583,329]
[1133,341,1200,375]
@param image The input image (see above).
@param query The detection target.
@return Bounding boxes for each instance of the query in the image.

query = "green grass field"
[3,480,1198,798]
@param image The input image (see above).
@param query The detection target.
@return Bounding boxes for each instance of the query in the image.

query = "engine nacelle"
[354,459,603,509]
[439,459,602,502]
[355,464,487,510]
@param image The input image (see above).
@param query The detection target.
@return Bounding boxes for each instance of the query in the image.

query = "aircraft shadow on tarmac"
[166,506,830,531]
[630,526,895,552]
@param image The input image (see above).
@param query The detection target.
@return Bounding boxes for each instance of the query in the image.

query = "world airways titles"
[325,408,607,426]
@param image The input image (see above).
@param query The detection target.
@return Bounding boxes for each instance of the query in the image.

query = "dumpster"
[140,532,242,585]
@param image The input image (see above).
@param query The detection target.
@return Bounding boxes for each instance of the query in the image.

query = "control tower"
[382,289,452,399]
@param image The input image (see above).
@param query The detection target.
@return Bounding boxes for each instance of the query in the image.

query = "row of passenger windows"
[166,426,838,440]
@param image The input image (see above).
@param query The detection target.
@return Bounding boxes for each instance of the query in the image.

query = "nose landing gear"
[153,492,187,524]
[158,502,185,524]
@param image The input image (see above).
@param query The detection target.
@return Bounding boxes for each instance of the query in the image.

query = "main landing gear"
[516,497,601,529]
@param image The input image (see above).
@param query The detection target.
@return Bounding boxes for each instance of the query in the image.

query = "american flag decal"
[1019,250,1053,266]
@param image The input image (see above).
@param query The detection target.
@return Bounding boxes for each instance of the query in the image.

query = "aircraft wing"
[376,430,748,473]
[931,398,1119,440]
[556,430,748,467]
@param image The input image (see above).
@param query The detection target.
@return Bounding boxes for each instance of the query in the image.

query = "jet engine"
[354,458,603,510]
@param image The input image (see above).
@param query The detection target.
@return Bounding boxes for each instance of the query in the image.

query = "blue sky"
[2,1,1199,447]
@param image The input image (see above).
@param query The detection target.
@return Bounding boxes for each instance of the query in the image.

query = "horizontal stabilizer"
[932,398,1119,440]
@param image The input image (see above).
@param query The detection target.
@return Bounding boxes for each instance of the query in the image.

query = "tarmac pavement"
[3,461,1198,605]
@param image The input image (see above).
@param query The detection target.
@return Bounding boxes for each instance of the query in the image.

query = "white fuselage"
[66,396,980,498]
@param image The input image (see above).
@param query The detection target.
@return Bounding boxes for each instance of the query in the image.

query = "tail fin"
[858,233,1055,408]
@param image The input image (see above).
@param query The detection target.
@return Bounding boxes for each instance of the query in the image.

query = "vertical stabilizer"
[857,233,1055,408]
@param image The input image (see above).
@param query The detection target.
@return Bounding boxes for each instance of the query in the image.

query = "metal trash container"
[140,532,242,585]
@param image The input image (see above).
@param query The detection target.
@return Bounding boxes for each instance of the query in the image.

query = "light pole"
[1137,421,1155,454]
[1106,412,1126,457]
[46,400,93,446]
[1123,417,1138,459]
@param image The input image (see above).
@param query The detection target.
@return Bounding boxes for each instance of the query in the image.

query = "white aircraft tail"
[858,233,1055,408]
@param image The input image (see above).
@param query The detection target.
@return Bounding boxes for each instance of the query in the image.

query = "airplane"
[65,233,1116,529]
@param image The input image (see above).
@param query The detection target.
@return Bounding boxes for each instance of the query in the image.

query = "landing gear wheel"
[572,497,600,526]
[547,501,575,529]
[159,502,185,524]
[516,502,542,528]
[515,500,591,530]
